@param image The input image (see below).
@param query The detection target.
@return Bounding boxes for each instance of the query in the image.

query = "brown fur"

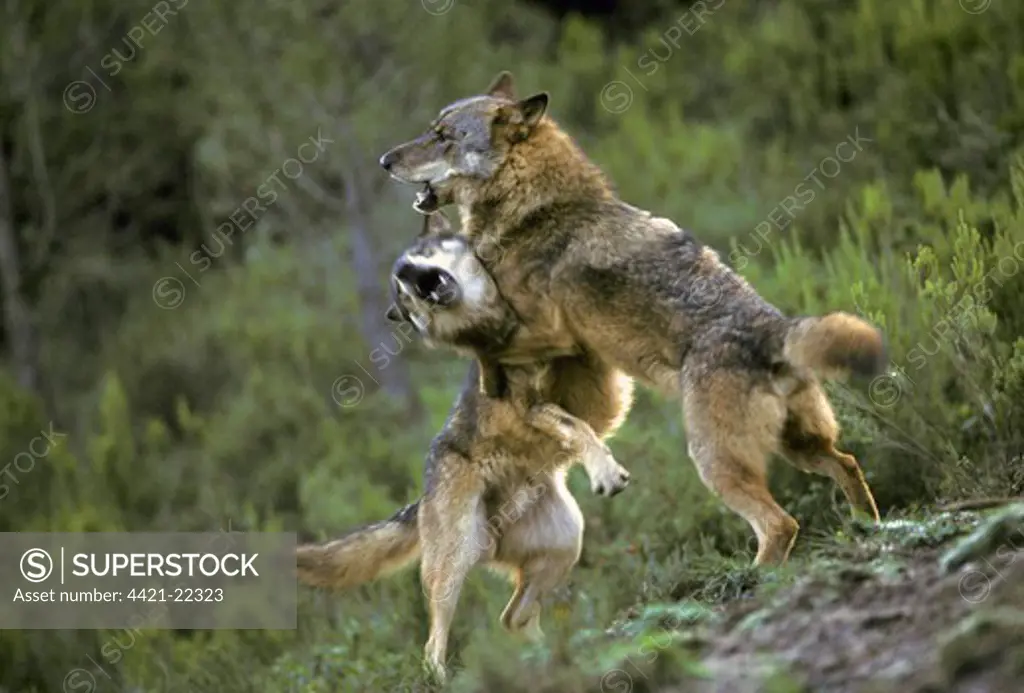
[379,71,887,568]
[784,312,887,381]
[297,224,633,681]
[296,502,420,589]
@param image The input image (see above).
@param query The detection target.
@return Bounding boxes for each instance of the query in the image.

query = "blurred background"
[1,0,1023,690]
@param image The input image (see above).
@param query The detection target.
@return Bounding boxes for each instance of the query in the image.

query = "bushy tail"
[296,501,421,590]
[783,312,886,380]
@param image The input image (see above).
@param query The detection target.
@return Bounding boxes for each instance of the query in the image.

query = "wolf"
[379,71,887,567]
[297,212,634,681]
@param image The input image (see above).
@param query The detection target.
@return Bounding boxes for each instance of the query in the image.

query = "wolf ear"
[385,303,402,323]
[517,92,549,129]
[486,71,516,99]
[420,210,452,237]
[495,91,549,142]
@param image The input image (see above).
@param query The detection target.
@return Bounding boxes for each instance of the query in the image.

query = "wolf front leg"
[523,402,631,496]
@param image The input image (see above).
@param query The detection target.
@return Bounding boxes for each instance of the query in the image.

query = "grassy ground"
[271,503,1024,692]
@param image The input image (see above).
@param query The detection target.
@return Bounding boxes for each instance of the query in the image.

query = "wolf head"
[378,71,549,193]
[383,72,611,234]
[386,212,517,352]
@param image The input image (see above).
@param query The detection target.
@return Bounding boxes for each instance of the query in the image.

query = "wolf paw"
[589,450,631,497]
[422,655,448,685]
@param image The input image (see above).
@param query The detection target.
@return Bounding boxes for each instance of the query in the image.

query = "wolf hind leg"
[694,448,800,565]
[494,473,584,638]
[781,382,880,522]
[419,474,492,683]
[682,365,799,566]
[782,445,879,522]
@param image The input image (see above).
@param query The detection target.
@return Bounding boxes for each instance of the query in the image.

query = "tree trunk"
[0,144,39,393]
[339,163,422,417]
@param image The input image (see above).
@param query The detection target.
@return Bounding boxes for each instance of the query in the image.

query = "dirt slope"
[697,510,1024,692]
[461,506,1024,693]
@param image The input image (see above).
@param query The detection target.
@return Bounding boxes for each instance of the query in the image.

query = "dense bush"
[0,0,1021,690]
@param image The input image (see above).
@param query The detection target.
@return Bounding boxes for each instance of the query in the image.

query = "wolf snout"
[379,150,397,170]
[393,263,460,306]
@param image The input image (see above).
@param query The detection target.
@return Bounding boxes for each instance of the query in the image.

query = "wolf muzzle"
[392,262,461,308]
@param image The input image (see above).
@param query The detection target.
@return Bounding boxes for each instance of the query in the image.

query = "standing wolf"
[297,212,633,681]
[379,71,887,567]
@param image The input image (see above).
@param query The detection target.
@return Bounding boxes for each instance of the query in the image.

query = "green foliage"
[751,157,1024,526]
[1,0,1023,690]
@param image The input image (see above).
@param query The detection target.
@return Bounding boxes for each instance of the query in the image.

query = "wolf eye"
[436,127,463,142]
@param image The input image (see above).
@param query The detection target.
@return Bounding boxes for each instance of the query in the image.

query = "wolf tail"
[296,500,421,590]
[782,312,886,381]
